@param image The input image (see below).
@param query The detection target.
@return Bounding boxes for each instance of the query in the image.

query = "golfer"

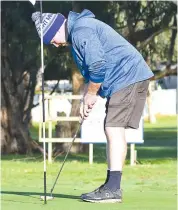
[32,9,153,203]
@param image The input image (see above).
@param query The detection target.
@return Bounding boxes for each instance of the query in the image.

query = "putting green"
[1,160,176,210]
[2,116,177,210]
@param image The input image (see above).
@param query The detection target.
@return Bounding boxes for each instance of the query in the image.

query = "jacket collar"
[67,9,95,42]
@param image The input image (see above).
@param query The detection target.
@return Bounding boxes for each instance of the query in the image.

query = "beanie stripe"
[43,15,65,44]
[32,12,66,45]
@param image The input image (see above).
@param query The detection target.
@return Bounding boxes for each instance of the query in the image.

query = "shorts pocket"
[137,80,149,99]
[109,84,135,105]
[138,80,149,93]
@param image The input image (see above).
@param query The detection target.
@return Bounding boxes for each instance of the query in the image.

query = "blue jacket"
[67,9,154,98]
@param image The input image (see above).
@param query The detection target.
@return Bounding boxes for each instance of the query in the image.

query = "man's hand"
[79,100,93,122]
[83,93,98,119]
[79,81,101,121]
[79,94,98,121]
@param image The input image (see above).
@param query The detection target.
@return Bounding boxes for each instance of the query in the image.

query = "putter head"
[40,195,54,201]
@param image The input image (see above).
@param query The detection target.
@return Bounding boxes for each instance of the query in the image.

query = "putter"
[40,119,83,201]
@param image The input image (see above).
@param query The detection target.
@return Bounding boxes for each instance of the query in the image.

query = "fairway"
[1,116,177,210]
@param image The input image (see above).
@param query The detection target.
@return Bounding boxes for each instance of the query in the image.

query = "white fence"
[145,89,177,115]
[32,89,177,122]
[34,89,176,165]
[37,95,141,165]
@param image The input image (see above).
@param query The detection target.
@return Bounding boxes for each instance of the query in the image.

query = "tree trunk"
[147,82,156,124]
[53,60,88,155]
[1,2,40,154]
[145,57,156,124]
[168,15,177,64]
[1,65,32,154]
[62,1,89,154]
[1,35,37,154]
[70,61,89,153]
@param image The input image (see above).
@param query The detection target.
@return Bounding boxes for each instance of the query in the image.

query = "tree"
[1,1,177,154]
[114,1,177,76]
[1,1,74,154]
[1,2,40,153]
[73,1,177,76]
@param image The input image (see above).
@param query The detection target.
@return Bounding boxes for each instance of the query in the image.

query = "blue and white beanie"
[32,12,66,45]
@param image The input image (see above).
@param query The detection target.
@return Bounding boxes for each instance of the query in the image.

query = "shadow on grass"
[1,190,80,202]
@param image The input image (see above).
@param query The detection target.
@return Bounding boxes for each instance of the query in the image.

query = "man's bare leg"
[104,127,127,190]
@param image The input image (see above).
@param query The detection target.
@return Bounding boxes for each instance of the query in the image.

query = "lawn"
[1,116,177,210]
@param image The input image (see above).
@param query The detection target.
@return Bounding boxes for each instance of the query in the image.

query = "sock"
[104,170,110,184]
[104,171,122,191]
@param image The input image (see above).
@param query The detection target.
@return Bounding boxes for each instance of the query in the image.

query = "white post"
[48,121,52,163]
[89,143,93,164]
[134,150,137,164]
[39,100,42,140]
[39,97,44,153]
[47,98,52,163]
[130,144,136,166]
[147,82,156,123]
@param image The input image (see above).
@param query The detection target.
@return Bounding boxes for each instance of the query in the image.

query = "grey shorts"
[104,80,150,129]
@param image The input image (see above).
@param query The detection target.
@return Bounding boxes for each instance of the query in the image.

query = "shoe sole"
[82,198,122,203]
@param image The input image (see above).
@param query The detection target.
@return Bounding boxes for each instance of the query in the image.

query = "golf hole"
[40,195,54,201]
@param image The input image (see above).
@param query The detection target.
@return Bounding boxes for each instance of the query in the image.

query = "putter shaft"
[50,120,83,195]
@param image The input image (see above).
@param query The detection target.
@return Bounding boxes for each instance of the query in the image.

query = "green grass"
[1,116,177,210]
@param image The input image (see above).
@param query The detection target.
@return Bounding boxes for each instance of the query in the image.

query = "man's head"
[32,12,68,47]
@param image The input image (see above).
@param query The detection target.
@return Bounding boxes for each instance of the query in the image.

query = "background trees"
[1,1,177,154]
[1,2,38,153]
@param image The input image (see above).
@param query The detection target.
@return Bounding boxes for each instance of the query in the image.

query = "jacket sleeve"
[73,28,106,83]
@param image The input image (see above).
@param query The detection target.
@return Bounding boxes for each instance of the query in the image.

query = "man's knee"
[104,127,125,141]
